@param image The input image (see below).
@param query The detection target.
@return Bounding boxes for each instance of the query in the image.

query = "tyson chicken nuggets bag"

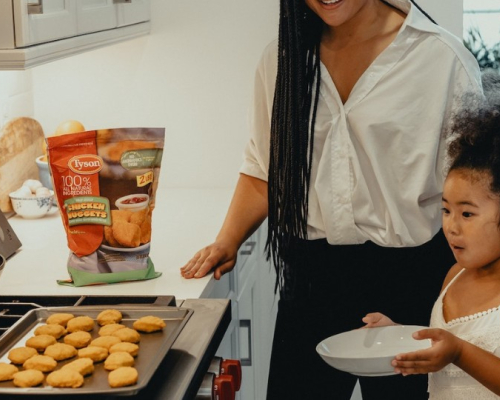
[47,128,164,286]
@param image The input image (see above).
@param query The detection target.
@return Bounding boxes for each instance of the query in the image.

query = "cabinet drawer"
[0,0,151,70]
[14,0,78,48]
[116,0,150,26]
[203,272,232,300]
[236,233,259,293]
[77,0,117,35]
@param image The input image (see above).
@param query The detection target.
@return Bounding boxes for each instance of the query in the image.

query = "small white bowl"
[115,194,149,212]
[9,191,54,219]
[316,325,431,376]
[35,155,53,190]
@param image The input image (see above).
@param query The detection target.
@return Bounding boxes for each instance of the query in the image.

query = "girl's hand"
[180,240,238,280]
[361,312,396,328]
[392,328,463,375]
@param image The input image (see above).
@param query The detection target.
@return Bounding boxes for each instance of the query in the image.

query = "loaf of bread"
[0,117,44,212]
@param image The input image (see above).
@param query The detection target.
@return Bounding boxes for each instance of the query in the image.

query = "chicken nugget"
[99,323,125,336]
[104,351,134,371]
[34,324,66,339]
[0,362,19,381]
[26,335,57,352]
[46,313,74,327]
[129,209,148,225]
[12,369,44,388]
[64,331,92,348]
[133,316,166,333]
[111,209,133,222]
[46,369,84,388]
[62,357,94,376]
[44,343,77,361]
[97,309,122,326]
[111,328,140,343]
[108,366,138,388]
[90,335,121,350]
[8,346,38,364]
[104,225,121,247]
[66,316,94,333]
[23,355,57,372]
[112,220,141,248]
[109,342,139,357]
[78,346,108,363]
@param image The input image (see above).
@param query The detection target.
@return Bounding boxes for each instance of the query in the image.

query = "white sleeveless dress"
[429,269,500,400]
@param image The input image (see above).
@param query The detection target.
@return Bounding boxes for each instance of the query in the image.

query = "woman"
[181,0,482,398]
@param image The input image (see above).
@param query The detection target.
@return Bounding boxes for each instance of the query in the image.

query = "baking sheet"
[0,305,193,396]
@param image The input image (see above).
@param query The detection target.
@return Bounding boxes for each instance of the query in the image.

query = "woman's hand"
[180,240,238,280]
[392,328,463,375]
[180,174,268,281]
[362,312,396,328]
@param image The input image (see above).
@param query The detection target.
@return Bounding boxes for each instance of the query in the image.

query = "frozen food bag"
[46,128,164,286]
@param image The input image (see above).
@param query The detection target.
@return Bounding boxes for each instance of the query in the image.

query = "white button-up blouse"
[240,0,482,247]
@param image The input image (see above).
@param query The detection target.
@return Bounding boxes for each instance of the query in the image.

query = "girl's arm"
[392,328,500,396]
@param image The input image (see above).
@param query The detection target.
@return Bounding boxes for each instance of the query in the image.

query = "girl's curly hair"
[448,70,500,195]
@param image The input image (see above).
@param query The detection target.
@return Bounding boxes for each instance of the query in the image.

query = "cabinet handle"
[113,0,132,3]
[239,241,256,256]
[27,0,43,14]
[239,319,252,366]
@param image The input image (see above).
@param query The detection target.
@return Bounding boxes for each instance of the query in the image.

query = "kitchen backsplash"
[0,71,34,129]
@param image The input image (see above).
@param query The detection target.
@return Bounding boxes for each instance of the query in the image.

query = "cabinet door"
[237,273,257,400]
[76,0,117,35]
[116,0,150,27]
[13,0,77,47]
[254,258,278,399]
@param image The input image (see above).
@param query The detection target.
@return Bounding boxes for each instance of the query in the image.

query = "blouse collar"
[385,0,441,34]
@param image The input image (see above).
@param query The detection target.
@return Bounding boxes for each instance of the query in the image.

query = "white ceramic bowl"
[9,191,54,219]
[316,325,431,376]
[35,155,53,190]
[115,194,149,212]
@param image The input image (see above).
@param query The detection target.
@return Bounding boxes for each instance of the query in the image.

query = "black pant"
[266,230,454,400]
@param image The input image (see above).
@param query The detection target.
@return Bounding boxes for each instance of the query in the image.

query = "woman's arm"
[180,173,268,280]
[392,328,500,396]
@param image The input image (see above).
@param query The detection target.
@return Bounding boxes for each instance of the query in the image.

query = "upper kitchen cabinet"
[0,0,151,70]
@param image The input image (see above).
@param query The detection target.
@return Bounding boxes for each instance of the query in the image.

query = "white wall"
[418,0,464,37]
[11,0,461,191]
[0,70,33,129]
[31,0,279,189]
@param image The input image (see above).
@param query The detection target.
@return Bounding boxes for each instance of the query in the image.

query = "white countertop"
[0,188,233,298]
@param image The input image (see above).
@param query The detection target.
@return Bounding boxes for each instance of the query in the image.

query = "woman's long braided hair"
[267,0,434,294]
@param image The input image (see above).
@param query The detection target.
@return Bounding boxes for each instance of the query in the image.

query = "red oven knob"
[221,359,241,391]
[214,374,235,400]
[209,357,242,392]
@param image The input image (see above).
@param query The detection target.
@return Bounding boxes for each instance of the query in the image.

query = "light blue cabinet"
[204,222,278,400]
[0,0,151,69]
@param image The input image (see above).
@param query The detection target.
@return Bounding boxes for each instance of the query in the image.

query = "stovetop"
[0,295,231,399]
[0,295,176,338]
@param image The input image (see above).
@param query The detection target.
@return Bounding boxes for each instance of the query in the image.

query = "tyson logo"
[68,155,103,175]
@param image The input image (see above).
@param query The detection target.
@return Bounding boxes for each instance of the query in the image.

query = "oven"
[0,295,240,399]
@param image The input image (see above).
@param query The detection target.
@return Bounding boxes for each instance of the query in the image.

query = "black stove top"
[0,296,231,399]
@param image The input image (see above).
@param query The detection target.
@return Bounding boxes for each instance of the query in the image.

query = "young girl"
[364,73,500,399]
